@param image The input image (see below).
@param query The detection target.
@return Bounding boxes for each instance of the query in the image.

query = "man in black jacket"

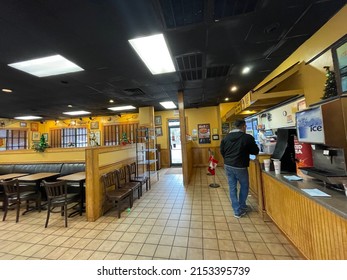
[220,119,259,218]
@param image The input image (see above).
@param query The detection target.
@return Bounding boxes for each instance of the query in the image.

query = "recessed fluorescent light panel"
[129,34,175,75]
[8,55,84,77]
[160,101,176,109]
[2,88,12,93]
[63,110,91,116]
[108,105,136,111]
[14,116,42,120]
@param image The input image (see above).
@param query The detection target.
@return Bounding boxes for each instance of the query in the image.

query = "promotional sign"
[294,136,313,179]
[295,106,325,144]
[198,123,211,144]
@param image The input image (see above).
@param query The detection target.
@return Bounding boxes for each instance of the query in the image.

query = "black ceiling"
[0,0,345,120]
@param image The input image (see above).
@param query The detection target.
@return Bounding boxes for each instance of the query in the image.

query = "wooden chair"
[1,179,41,223]
[116,167,142,199]
[126,162,150,192]
[101,171,132,218]
[42,180,81,227]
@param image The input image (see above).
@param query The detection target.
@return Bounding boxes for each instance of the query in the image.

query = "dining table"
[0,173,29,181]
[18,172,61,189]
[57,171,86,217]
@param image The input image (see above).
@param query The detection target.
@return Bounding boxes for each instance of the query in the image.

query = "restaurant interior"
[0,1,347,260]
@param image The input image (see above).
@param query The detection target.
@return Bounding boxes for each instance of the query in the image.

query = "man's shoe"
[233,211,247,219]
[241,205,251,212]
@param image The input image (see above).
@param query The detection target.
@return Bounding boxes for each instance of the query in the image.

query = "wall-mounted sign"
[296,106,325,143]
[198,123,211,144]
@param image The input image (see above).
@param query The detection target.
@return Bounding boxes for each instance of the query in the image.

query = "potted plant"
[32,134,49,152]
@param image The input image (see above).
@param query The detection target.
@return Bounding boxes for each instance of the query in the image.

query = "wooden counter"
[262,171,347,259]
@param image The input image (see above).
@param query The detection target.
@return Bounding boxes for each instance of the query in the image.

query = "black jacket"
[220,130,259,168]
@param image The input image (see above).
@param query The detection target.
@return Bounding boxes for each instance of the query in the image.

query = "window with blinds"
[103,123,138,146]
[50,127,88,148]
[0,129,28,150]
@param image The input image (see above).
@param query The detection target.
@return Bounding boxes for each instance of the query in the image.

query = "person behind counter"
[257,128,267,152]
[220,119,259,218]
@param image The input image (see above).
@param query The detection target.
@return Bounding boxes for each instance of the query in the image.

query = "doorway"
[168,121,182,166]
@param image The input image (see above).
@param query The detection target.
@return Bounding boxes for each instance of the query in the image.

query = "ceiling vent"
[159,0,204,29]
[176,53,203,81]
[206,65,230,78]
[123,88,146,96]
[214,0,258,20]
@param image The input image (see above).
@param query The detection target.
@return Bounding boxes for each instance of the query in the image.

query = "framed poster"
[332,34,347,95]
[32,132,40,141]
[155,115,162,125]
[198,123,211,144]
[31,122,39,131]
[155,126,162,136]
[90,121,99,129]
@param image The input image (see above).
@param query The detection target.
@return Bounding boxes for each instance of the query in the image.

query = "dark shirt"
[220,130,259,168]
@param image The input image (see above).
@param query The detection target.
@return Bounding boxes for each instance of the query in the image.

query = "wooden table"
[19,172,60,188]
[0,173,29,181]
[57,171,86,216]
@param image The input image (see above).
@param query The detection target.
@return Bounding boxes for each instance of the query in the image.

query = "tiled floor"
[0,167,304,260]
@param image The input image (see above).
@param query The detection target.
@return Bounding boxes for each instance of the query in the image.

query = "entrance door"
[169,125,182,166]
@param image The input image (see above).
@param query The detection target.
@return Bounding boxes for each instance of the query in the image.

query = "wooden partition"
[85,144,136,221]
[262,173,347,259]
[0,147,85,163]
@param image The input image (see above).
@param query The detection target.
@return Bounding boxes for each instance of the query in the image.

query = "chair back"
[43,180,67,200]
[117,167,128,184]
[127,162,137,178]
[1,179,19,197]
[101,172,116,191]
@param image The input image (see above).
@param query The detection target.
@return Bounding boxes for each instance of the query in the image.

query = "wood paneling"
[262,173,347,259]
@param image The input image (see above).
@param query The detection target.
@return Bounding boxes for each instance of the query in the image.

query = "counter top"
[263,170,347,220]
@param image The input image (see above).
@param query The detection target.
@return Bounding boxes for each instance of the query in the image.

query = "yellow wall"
[155,106,221,150]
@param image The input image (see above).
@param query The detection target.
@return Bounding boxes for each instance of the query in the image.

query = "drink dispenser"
[271,127,297,173]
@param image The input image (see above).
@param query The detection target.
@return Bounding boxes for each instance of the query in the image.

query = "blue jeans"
[224,164,249,215]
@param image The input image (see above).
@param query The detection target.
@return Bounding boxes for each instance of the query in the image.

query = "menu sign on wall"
[296,106,325,144]
[198,123,211,144]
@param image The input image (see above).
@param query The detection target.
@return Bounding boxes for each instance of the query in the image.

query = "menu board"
[296,106,325,144]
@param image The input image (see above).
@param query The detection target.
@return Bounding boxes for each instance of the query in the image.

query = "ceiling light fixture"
[129,34,175,75]
[242,66,251,74]
[109,99,114,103]
[62,110,91,116]
[160,101,176,109]
[108,105,136,111]
[8,54,84,77]
[225,97,229,101]
[2,88,12,93]
[14,116,42,120]
[230,86,237,92]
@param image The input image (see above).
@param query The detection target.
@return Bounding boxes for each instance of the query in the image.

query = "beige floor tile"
[139,244,157,257]
[98,240,117,252]
[233,241,253,253]
[154,245,172,258]
[245,232,263,242]
[32,245,57,259]
[89,251,108,260]
[187,248,203,259]
[250,242,271,255]
[104,252,122,260]
[58,248,81,260]
[203,249,220,260]
[159,235,174,246]
[170,246,187,259]
[84,239,104,250]
[110,241,130,254]
[237,252,256,260]
[266,243,291,256]
[73,249,95,260]
[218,239,235,252]
[124,243,143,255]
[255,254,275,260]
[220,251,238,259]
[45,246,70,260]
[173,236,188,247]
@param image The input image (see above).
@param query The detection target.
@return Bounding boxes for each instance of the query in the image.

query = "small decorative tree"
[120,132,129,145]
[321,66,338,100]
[32,134,49,152]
